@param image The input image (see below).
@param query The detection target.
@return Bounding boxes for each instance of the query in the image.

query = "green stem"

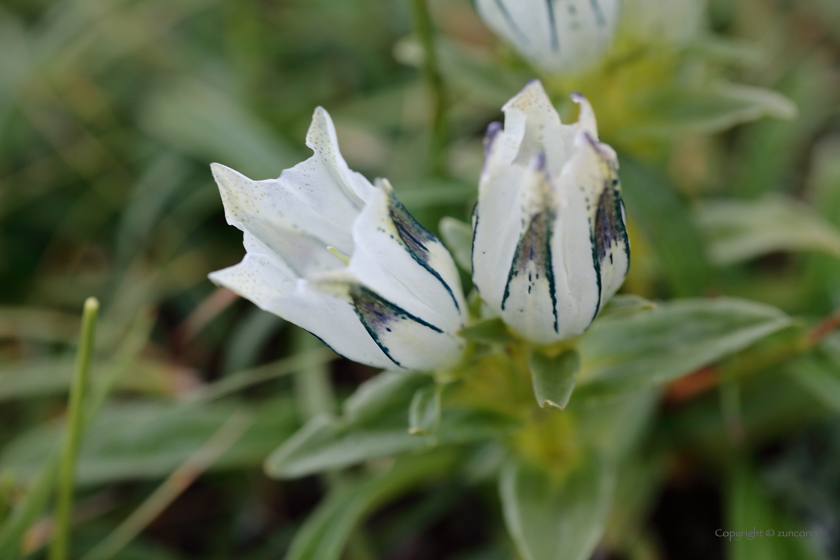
[49,297,99,560]
[409,0,449,177]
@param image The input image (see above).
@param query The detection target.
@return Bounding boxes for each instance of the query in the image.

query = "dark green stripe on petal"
[545,0,560,52]
[349,284,443,369]
[387,190,461,314]
[587,135,630,323]
[589,0,607,27]
[493,0,530,47]
[592,161,629,267]
[501,155,559,334]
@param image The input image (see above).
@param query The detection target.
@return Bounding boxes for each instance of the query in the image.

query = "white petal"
[476,0,620,75]
[348,180,466,330]
[209,233,299,305]
[552,131,629,335]
[496,154,563,344]
[210,240,394,369]
[496,81,573,174]
[311,271,465,371]
[472,159,529,315]
[211,107,374,257]
[473,81,572,313]
[571,92,599,140]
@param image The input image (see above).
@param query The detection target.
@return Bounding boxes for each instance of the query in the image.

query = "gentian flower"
[209,108,467,370]
[475,0,620,75]
[471,80,629,345]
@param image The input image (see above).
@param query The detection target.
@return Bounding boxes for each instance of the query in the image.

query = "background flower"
[475,0,621,75]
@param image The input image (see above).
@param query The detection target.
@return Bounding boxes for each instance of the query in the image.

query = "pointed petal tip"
[373,177,394,193]
[571,93,599,139]
[305,106,338,149]
[503,79,550,112]
[210,162,251,187]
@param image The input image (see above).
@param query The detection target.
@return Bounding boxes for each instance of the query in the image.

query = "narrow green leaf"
[695,194,840,265]
[620,82,796,140]
[265,408,516,479]
[408,385,441,435]
[343,371,431,425]
[0,400,297,486]
[597,295,656,319]
[578,298,792,396]
[439,217,473,272]
[500,456,613,560]
[529,350,581,410]
[50,297,99,560]
[286,451,457,560]
[458,317,516,344]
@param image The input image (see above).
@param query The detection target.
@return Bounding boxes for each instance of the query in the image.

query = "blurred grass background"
[1,0,840,558]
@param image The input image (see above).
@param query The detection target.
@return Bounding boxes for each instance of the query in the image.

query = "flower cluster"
[210,81,629,371]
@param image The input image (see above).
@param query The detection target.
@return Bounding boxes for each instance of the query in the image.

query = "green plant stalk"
[409,0,449,177]
[0,307,151,558]
[48,297,100,560]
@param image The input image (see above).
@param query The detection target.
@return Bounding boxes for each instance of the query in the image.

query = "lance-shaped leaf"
[695,194,840,265]
[577,298,793,397]
[500,455,614,560]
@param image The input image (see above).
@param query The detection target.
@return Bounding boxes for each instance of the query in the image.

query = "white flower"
[471,80,629,345]
[475,0,621,75]
[209,108,467,371]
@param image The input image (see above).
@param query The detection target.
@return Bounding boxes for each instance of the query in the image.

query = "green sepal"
[408,385,442,435]
[529,349,581,410]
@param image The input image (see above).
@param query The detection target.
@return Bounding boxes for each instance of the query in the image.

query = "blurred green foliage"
[1,0,840,559]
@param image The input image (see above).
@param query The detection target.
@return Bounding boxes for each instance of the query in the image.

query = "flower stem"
[409,0,449,177]
[48,297,99,560]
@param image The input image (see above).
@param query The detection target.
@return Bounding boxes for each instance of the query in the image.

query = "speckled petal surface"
[211,107,374,257]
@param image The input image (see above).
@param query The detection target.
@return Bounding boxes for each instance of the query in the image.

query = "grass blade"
[48,297,99,560]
